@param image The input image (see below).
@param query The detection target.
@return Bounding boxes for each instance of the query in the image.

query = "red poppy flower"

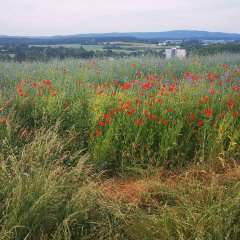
[65,102,70,108]
[190,113,195,121]
[136,118,142,126]
[233,111,238,117]
[96,130,101,135]
[204,109,213,117]
[44,80,51,85]
[163,119,168,125]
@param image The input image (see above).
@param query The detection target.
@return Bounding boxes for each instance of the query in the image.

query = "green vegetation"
[1,41,240,61]
[0,54,239,239]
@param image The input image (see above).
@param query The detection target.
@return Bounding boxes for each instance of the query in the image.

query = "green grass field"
[29,42,166,53]
[30,44,106,51]
[0,54,239,239]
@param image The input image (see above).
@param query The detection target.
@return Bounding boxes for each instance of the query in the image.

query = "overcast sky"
[0,0,239,36]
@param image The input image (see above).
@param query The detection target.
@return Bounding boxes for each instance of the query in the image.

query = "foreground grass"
[0,124,239,240]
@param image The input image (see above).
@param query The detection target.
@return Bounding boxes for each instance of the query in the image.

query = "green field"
[0,54,239,239]
[29,44,135,54]
[30,44,106,51]
[29,42,167,53]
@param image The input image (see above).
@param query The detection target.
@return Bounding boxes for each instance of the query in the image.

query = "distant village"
[157,41,187,59]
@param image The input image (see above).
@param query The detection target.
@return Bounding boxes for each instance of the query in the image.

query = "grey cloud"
[0,0,239,35]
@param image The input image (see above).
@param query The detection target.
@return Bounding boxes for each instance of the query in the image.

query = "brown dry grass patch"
[101,164,240,203]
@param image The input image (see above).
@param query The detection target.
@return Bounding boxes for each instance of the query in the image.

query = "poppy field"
[0,54,240,239]
[1,54,239,171]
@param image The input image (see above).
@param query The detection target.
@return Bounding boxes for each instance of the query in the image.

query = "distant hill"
[0,30,240,44]
[64,30,240,40]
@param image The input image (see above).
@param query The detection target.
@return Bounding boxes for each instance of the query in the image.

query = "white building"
[165,48,186,59]
[158,42,167,46]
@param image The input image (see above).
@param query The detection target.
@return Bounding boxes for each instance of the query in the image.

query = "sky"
[0,0,239,36]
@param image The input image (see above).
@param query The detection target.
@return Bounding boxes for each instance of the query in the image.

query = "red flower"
[190,113,195,121]
[96,130,101,135]
[44,80,51,85]
[204,109,213,117]
[203,96,209,103]
[229,98,234,110]
[136,118,142,126]
[98,121,105,126]
[210,88,215,94]
[163,119,168,125]
[233,111,238,117]
[196,120,203,127]
[65,102,70,108]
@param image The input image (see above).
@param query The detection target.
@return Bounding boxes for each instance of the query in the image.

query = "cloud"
[0,0,239,35]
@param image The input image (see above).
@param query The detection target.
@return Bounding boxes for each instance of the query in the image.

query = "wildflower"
[210,88,215,94]
[229,98,234,110]
[96,130,101,135]
[203,109,213,117]
[233,111,238,117]
[65,102,70,108]
[196,120,203,127]
[190,113,195,121]
[44,80,51,85]
[163,119,168,125]
[98,121,105,126]
[136,118,142,126]
[203,96,209,103]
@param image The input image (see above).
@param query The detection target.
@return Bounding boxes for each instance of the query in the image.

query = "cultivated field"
[0,54,239,239]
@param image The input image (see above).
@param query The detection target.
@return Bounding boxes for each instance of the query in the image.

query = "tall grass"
[0,124,239,239]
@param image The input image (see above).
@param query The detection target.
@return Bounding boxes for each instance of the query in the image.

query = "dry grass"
[101,164,240,204]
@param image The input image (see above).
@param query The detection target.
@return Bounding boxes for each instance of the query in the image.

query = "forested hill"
[0,30,240,45]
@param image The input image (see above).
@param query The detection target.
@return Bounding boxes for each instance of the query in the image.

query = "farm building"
[165,48,186,59]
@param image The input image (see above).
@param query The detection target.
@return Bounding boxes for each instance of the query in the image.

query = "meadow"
[28,44,132,54]
[0,54,239,239]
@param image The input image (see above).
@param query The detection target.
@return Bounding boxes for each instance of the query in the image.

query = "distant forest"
[0,38,240,61]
